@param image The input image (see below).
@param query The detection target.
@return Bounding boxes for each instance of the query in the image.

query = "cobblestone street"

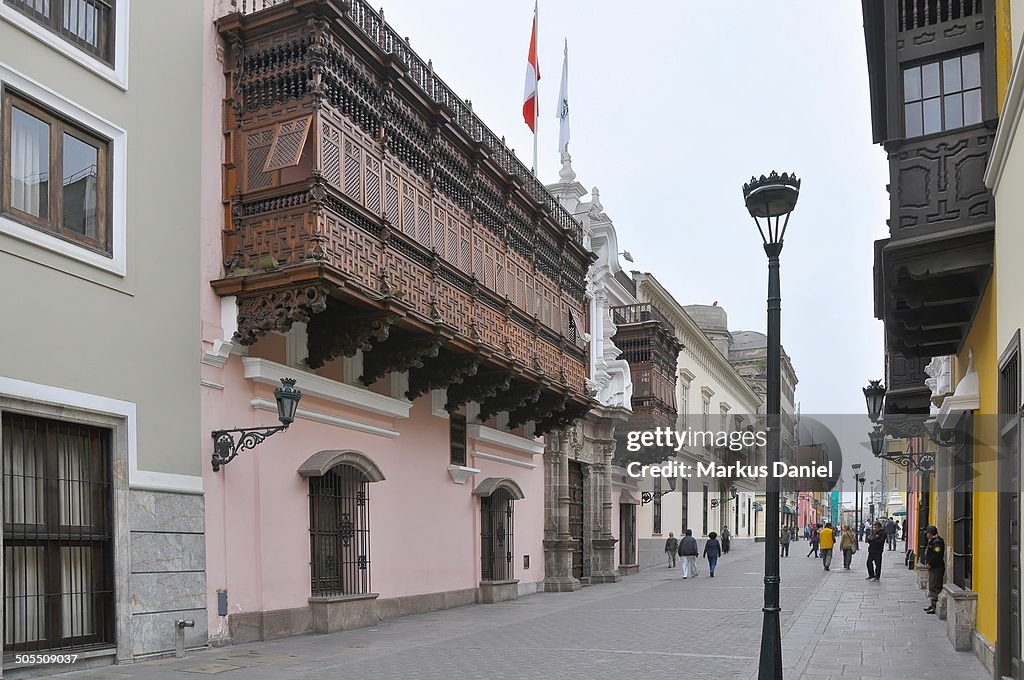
[39,540,985,680]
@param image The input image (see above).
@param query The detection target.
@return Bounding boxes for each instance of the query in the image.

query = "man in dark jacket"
[885,518,898,551]
[665,532,678,568]
[923,525,946,614]
[678,529,699,579]
[865,520,886,581]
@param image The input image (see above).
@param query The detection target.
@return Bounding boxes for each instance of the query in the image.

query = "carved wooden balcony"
[863,0,996,359]
[610,304,681,466]
[213,0,595,431]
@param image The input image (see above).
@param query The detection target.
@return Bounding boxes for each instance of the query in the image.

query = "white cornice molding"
[467,424,545,455]
[471,450,538,470]
[987,37,1024,192]
[242,357,411,419]
[250,398,400,438]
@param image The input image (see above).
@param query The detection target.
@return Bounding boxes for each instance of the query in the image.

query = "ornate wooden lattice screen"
[1,413,114,654]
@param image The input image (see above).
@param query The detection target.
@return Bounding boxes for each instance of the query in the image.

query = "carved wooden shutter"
[264,115,312,171]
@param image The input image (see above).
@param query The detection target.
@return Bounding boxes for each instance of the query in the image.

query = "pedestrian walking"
[885,517,898,551]
[865,520,886,581]
[721,526,731,554]
[806,523,820,558]
[840,524,856,570]
[704,531,722,577]
[901,518,908,543]
[923,525,946,614]
[819,522,835,571]
[780,527,791,557]
[678,529,699,579]
[664,532,678,568]
[803,524,811,542]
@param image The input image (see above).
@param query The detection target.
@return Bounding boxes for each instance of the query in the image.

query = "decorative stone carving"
[924,355,953,404]
[233,284,330,346]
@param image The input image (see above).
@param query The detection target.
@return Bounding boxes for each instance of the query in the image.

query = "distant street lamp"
[742,170,800,680]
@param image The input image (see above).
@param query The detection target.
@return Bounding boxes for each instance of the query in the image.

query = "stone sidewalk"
[27,541,987,679]
[765,547,989,680]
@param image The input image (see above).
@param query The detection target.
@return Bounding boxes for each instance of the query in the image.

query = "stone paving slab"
[30,540,987,679]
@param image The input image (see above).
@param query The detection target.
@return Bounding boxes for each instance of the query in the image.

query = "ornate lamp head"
[742,171,801,249]
[868,425,885,457]
[863,379,886,423]
[274,377,302,426]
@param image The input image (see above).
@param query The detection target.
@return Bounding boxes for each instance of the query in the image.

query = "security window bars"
[449,413,467,466]
[1,413,114,655]
[679,478,689,534]
[619,504,636,565]
[2,90,111,255]
[702,484,709,536]
[903,51,982,138]
[952,415,974,589]
[4,0,115,64]
[480,489,514,581]
[309,464,370,597]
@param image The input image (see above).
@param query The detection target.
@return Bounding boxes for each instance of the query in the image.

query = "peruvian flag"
[522,2,540,133]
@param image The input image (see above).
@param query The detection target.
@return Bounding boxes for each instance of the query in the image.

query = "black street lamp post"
[743,171,800,680]
[851,463,862,540]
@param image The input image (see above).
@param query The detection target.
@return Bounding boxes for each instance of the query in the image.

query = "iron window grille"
[309,464,370,597]
[679,478,689,534]
[702,484,709,536]
[4,0,115,65]
[619,504,636,565]
[480,489,514,581]
[652,477,662,534]
[903,51,982,138]
[952,415,973,589]
[1,413,114,655]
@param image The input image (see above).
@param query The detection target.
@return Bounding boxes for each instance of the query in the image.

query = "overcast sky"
[379,0,889,416]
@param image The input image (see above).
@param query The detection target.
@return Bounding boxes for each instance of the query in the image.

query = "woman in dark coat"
[704,531,723,577]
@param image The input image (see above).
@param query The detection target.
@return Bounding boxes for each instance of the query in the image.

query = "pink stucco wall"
[201,355,547,633]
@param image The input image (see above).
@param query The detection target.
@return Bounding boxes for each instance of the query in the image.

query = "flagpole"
[532,0,539,176]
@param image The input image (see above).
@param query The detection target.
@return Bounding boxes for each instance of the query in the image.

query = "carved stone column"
[590,439,621,583]
[543,429,580,592]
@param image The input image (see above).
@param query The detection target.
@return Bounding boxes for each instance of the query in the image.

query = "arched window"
[480,488,515,581]
[309,464,370,596]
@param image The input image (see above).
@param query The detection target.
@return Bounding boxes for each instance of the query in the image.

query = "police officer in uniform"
[924,525,946,614]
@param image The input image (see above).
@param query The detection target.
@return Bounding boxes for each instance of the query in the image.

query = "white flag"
[556,39,569,154]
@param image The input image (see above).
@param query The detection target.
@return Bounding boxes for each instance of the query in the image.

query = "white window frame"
[0,0,129,90]
[0,62,127,275]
